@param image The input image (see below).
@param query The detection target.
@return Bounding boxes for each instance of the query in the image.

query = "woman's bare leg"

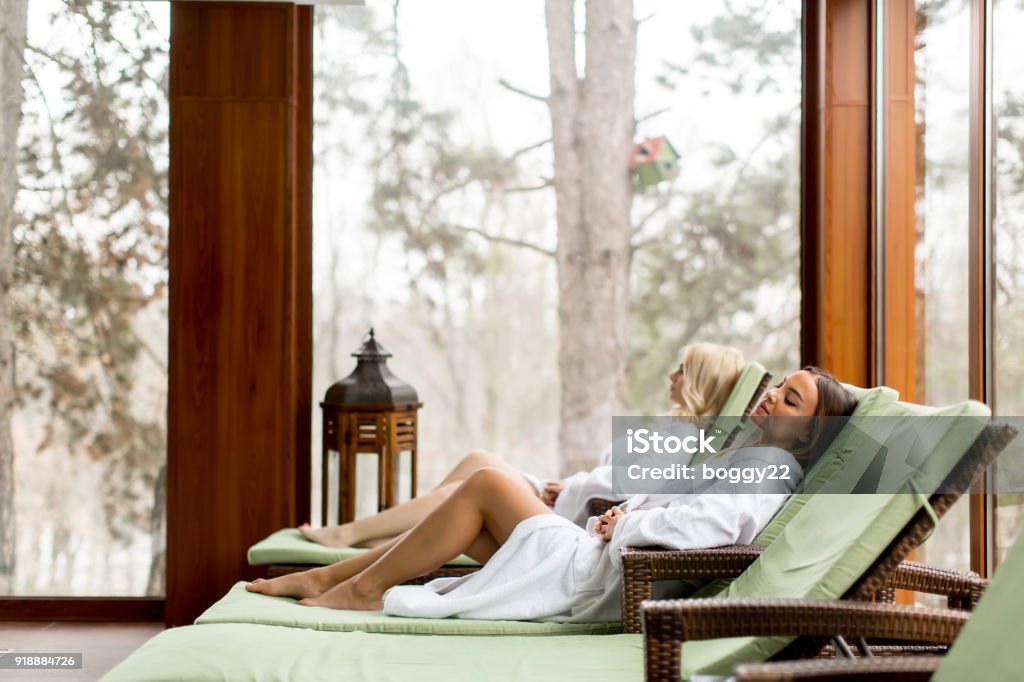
[301,467,553,610]
[246,525,501,601]
[300,482,460,548]
[434,450,538,493]
[300,450,539,548]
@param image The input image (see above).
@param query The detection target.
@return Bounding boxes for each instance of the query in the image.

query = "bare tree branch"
[636,106,671,125]
[451,224,555,258]
[630,234,662,252]
[506,180,552,193]
[510,137,551,160]
[498,78,548,103]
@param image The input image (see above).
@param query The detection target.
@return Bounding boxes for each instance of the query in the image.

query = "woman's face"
[750,370,820,450]
[668,363,686,406]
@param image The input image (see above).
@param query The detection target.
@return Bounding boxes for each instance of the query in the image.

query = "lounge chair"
[718,510,1024,681]
[639,416,1016,681]
[101,402,1011,682]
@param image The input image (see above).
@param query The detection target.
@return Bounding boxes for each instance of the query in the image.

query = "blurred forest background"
[0,0,1020,597]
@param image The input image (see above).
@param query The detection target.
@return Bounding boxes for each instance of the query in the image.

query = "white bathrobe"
[545,421,703,526]
[383,446,802,623]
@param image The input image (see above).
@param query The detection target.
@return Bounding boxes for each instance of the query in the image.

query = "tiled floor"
[0,622,162,681]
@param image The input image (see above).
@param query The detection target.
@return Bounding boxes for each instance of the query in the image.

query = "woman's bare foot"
[298,578,383,611]
[298,522,356,548]
[245,567,334,600]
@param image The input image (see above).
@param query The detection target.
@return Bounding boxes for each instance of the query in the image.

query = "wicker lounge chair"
[639,419,1017,682]
[720,503,1024,681]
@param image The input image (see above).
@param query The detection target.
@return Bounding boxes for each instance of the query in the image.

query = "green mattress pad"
[101,623,644,682]
[248,528,479,567]
[196,582,620,636]
[933,527,1024,682]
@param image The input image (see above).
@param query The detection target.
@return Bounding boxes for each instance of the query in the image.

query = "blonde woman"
[546,342,745,524]
[300,343,745,548]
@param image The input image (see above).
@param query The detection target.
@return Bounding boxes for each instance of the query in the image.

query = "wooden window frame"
[967,0,996,576]
[807,0,997,577]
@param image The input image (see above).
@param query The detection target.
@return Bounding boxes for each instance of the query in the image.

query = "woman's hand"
[594,506,627,542]
[542,480,564,507]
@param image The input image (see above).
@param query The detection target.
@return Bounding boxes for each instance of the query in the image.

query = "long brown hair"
[790,365,858,465]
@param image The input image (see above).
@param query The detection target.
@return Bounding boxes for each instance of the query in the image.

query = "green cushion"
[698,362,769,463]
[101,624,644,682]
[718,362,769,418]
[688,385,899,599]
[248,528,479,567]
[678,399,991,679]
[756,385,900,540]
[934,527,1024,681]
[196,582,619,635]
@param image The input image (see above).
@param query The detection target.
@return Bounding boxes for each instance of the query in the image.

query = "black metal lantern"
[321,329,422,524]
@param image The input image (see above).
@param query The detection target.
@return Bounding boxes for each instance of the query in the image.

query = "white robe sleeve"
[606,492,789,560]
[553,465,626,526]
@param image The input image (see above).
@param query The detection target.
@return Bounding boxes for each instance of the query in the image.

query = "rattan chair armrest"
[732,655,943,681]
[641,598,968,682]
[619,545,764,633]
[589,498,618,517]
[884,560,988,609]
[621,545,765,580]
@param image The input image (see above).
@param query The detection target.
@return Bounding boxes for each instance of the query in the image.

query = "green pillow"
[718,362,769,418]
[698,362,769,463]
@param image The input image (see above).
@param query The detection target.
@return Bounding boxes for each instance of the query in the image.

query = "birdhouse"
[630,136,680,189]
[320,329,422,524]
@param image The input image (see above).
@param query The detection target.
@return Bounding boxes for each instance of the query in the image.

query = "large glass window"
[310,0,802,522]
[993,0,1024,564]
[884,0,1024,575]
[907,0,973,578]
[3,0,169,596]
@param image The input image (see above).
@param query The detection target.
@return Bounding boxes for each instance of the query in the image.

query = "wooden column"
[802,0,874,385]
[166,2,312,626]
[881,0,917,401]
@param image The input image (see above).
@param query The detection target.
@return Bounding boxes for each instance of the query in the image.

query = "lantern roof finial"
[352,327,391,360]
[323,329,417,406]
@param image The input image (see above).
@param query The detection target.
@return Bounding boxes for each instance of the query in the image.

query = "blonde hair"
[670,343,745,419]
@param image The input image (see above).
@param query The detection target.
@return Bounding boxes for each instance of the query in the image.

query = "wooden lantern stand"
[321,401,421,525]
[320,329,422,525]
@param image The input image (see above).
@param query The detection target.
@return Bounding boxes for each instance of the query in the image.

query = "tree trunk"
[0,0,29,591]
[545,0,635,474]
[146,464,166,596]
